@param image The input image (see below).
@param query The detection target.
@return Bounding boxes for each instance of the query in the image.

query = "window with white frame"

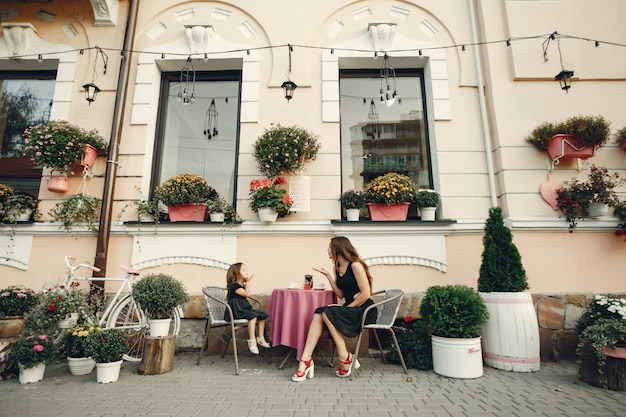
[152,71,242,207]
[339,68,431,214]
[0,71,56,195]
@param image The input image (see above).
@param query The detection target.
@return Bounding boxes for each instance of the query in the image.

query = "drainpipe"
[92,0,139,282]
[468,0,497,207]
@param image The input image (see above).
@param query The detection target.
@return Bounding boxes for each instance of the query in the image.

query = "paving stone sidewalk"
[1,351,625,417]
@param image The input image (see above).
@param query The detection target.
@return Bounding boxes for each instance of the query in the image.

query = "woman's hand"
[312,267,331,279]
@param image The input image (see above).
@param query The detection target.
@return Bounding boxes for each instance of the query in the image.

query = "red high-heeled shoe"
[336,352,360,378]
[292,358,314,382]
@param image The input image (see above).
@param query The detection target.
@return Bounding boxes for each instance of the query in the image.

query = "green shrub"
[420,285,488,338]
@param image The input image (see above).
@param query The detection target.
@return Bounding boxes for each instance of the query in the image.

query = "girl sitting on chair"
[225,262,271,354]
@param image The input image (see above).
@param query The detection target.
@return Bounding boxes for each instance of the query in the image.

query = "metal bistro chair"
[351,288,408,380]
[196,286,269,375]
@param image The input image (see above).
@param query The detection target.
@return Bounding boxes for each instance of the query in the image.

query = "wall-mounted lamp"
[281,44,297,102]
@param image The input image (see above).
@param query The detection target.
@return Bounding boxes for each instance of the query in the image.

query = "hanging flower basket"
[46,171,69,193]
[546,134,596,163]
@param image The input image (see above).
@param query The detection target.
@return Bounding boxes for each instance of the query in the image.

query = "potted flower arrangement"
[556,165,623,231]
[248,177,293,222]
[526,115,611,163]
[614,201,626,242]
[33,282,91,332]
[253,124,321,177]
[576,294,626,390]
[10,333,57,383]
[206,196,236,223]
[22,120,108,190]
[420,284,489,378]
[477,207,540,372]
[63,324,102,375]
[0,285,39,338]
[83,328,128,383]
[364,172,418,221]
[153,173,217,222]
[415,189,439,221]
[131,273,188,337]
[339,189,366,221]
[48,193,101,235]
[0,192,39,222]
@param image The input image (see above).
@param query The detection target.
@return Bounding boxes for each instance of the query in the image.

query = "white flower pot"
[67,356,96,376]
[19,363,46,384]
[57,312,79,329]
[588,202,609,218]
[6,209,32,222]
[96,360,123,384]
[257,207,278,223]
[420,207,436,221]
[431,335,483,379]
[209,212,225,223]
[149,318,172,337]
[346,208,360,221]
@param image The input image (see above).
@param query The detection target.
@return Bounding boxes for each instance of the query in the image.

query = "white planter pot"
[96,360,123,383]
[257,207,278,223]
[346,208,360,221]
[6,209,32,222]
[420,207,436,221]
[479,292,540,372]
[149,318,172,337]
[57,312,79,329]
[209,212,225,223]
[588,202,609,218]
[19,363,45,384]
[431,335,483,379]
[67,356,96,376]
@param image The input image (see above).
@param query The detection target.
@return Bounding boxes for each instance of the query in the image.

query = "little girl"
[225,262,271,354]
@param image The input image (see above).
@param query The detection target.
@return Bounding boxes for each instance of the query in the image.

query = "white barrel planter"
[431,335,483,379]
[479,292,540,372]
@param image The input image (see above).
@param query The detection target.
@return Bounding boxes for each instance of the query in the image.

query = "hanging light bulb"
[366,99,381,140]
[380,53,397,106]
[178,56,196,105]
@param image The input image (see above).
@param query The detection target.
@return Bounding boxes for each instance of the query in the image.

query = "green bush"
[84,328,127,363]
[385,317,432,370]
[420,285,488,338]
[131,273,188,319]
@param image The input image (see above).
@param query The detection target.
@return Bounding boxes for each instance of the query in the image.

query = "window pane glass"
[0,74,55,194]
[339,72,429,193]
[157,77,240,203]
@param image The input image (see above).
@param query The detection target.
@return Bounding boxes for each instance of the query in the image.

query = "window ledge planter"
[547,134,596,168]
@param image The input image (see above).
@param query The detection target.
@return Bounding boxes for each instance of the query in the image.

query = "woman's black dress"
[315,263,377,338]
[225,283,269,321]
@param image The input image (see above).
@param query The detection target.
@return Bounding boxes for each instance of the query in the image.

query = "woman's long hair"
[226,262,243,289]
[329,236,373,290]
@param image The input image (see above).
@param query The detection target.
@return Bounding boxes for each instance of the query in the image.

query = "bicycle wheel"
[106,294,148,362]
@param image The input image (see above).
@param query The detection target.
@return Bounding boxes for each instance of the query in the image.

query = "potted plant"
[556,166,623,231]
[576,295,626,390]
[614,201,626,242]
[0,285,39,338]
[0,192,39,222]
[415,189,439,221]
[364,172,418,221]
[206,197,232,223]
[48,193,101,235]
[253,124,321,177]
[385,316,433,370]
[22,120,108,184]
[339,189,366,221]
[83,328,128,383]
[248,177,293,222]
[420,284,488,378]
[615,126,626,151]
[63,324,102,375]
[34,282,91,333]
[477,207,540,372]
[131,273,189,337]
[153,173,217,222]
[526,115,611,164]
[10,333,57,383]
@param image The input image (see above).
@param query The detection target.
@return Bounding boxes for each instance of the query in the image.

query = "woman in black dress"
[225,262,270,354]
[292,236,377,382]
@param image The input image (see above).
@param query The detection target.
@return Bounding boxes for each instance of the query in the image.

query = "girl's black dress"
[315,263,377,338]
[225,283,269,321]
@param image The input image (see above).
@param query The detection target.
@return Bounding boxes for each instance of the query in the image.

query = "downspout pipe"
[468,0,497,207]
[93,0,139,281]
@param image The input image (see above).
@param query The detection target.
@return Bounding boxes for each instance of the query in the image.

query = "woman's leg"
[322,313,349,365]
[296,313,324,371]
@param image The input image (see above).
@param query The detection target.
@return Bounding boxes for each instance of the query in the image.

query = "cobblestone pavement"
[1,350,625,417]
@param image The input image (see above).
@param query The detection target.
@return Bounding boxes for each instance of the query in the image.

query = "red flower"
[47,302,57,312]
[274,176,287,185]
[404,316,415,323]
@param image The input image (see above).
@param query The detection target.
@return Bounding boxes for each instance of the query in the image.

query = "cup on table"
[288,282,299,289]
[304,274,313,290]
[313,282,325,290]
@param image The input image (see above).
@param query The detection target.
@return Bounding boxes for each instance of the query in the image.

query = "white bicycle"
[62,255,182,361]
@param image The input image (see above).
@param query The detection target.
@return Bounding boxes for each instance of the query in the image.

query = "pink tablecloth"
[268,288,335,360]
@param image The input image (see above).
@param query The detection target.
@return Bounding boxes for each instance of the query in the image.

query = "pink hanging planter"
[82,144,99,168]
[46,171,69,193]
[546,134,596,162]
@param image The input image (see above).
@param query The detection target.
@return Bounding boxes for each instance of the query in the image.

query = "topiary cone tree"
[477,206,540,372]
[477,206,528,292]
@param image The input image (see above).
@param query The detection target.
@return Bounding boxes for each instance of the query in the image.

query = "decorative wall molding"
[1,23,37,57]
[89,0,119,27]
